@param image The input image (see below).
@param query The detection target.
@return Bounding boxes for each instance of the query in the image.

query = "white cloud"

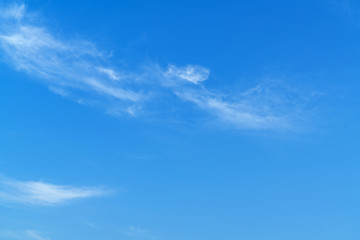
[0,230,50,240]
[0,6,143,108]
[0,3,310,130]
[85,78,141,101]
[125,226,157,239]
[0,177,108,206]
[25,230,50,240]
[0,3,25,20]
[97,67,121,81]
[165,64,210,84]
[175,88,288,130]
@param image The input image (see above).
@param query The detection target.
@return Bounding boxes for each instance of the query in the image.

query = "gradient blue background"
[1,0,360,239]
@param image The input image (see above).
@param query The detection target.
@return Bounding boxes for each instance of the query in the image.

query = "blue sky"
[0,0,360,239]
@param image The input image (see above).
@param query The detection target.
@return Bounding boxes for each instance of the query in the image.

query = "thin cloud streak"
[0,230,51,240]
[97,67,121,81]
[0,176,108,206]
[175,89,288,130]
[122,226,158,240]
[25,230,50,240]
[0,8,142,105]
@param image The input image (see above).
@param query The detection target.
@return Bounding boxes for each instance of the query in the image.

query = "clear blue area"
[1,0,360,239]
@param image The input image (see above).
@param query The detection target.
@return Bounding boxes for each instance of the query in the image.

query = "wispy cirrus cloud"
[327,0,360,23]
[0,230,51,240]
[120,226,157,240]
[0,3,25,20]
[175,89,285,130]
[0,3,142,109]
[0,2,311,130]
[0,176,108,206]
[25,230,50,240]
[164,64,210,84]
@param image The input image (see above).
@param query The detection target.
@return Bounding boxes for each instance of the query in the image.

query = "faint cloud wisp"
[25,230,51,240]
[0,230,51,240]
[0,176,108,206]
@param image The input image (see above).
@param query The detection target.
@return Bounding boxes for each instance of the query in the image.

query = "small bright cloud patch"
[165,64,210,84]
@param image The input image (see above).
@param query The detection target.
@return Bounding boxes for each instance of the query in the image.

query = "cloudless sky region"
[1,0,360,239]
